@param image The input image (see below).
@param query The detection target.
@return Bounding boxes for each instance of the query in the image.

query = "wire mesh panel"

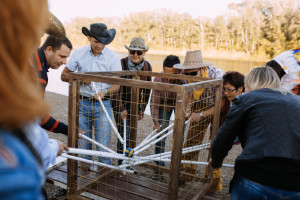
[66,71,222,200]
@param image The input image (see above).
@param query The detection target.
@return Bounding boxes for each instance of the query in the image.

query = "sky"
[48,0,243,23]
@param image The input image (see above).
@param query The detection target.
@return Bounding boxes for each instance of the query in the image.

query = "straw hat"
[124,37,149,51]
[173,50,212,69]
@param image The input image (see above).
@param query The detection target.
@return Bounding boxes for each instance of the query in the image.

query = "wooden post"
[168,89,186,200]
[129,74,140,148]
[210,83,222,140]
[67,77,79,197]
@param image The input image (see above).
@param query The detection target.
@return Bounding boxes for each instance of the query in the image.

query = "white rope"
[80,134,116,154]
[61,154,135,173]
[91,82,124,144]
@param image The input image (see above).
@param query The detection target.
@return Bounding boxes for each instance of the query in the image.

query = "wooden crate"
[66,71,222,200]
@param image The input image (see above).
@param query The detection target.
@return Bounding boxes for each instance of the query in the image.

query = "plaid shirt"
[150,75,185,120]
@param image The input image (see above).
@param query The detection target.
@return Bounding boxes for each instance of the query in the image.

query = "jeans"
[154,109,174,166]
[231,177,300,200]
[79,99,112,165]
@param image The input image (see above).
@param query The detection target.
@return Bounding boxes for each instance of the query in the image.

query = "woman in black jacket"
[211,67,300,200]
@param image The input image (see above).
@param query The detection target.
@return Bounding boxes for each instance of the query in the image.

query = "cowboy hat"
[82,23,116,45]
[173,50,212,69]
[124,37,149,51]
[45,12,66,38]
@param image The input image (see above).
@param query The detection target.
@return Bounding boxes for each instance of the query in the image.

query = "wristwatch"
[199,112,203,118]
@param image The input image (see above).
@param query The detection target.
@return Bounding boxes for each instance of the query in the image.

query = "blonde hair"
[0,0,49,127]
[245,67,286,94]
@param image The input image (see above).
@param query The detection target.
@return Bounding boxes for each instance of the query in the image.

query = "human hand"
[78,129,85,139]
[121,110,127,120]
[138,111,144,120]
[94,90,105,100]
[153,121,161,132]
[84,80,91,85]
[56,139,69,156]
[188,112,202,123]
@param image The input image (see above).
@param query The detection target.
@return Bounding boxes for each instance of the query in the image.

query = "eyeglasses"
[185,71,198,76]
[130,50,143,56]
[223,87,236,93]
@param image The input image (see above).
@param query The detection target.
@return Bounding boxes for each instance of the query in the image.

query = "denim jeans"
[79,99,112,165]
[231,177,300,200]
[154,108,174,166]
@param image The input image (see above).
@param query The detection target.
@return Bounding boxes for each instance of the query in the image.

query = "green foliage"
[64,0,300,58]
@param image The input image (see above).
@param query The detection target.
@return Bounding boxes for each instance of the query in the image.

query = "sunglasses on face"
[185,71,198,76]
[130,50,143,56]
[223,87,236,93]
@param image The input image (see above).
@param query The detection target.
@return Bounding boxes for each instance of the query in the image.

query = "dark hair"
[42,35,73,52]
[223,71,245,91]
[266,60,286,80]
[163,55,180,68]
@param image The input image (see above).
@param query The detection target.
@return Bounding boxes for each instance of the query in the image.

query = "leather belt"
[79,95,110,101]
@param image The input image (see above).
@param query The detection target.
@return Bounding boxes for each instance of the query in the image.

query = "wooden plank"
[71,73,184,93]
[67,78,79,195]
[137,71,214,81]
[84,70,137,76]
[169,91,187,200]
[184,80,223,93]
[47,169,68,184]
[76,169,115,194]
[191,181,212,200]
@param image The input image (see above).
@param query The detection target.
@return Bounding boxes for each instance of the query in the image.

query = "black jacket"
[211,88,300,168]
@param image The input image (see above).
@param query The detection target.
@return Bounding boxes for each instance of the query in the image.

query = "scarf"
[128,57,145,71]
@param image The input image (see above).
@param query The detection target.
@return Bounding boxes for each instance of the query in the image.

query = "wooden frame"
[66,71,222,200]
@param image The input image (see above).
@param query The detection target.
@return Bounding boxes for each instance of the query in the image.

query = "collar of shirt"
[88,46,107,57]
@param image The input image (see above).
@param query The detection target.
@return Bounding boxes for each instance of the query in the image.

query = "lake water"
[46,52,265,96]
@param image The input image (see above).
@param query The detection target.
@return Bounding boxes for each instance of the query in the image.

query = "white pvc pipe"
[66,148,128,160]
[91,82,124,144]
[80,134,116,154]
[119,143,210,168]
[123,119,126,155]
[134,123,174,152]
[61,154,135,173]
[134,120,190,155]
[134,126,162,152]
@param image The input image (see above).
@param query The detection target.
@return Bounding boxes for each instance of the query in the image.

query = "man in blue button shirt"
[61,23,122,165]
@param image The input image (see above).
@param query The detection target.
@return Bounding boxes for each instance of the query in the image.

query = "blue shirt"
[0,122,58,200]
[66,46,122,97]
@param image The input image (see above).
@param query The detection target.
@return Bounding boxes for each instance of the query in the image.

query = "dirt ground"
[44,91,242,200]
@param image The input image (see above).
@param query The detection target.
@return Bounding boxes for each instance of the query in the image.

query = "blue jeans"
[79,99,112,165]
[154,109,174,166]
[231,177,300,200]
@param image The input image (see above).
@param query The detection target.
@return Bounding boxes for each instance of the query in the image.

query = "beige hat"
[124,37,149,51]
[173,50,212,69]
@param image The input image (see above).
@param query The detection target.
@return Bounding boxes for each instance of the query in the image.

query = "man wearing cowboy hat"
[111,37,152,163]
[61,23,122,165]
[174,50,224,188]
